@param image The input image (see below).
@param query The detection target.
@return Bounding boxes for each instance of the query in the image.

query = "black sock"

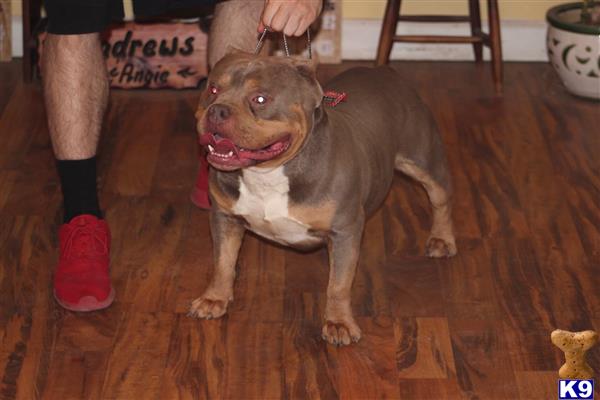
[56,157,103,223]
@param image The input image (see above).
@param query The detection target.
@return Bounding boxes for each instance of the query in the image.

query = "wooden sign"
[0,0,11,61]
[39,21,208,89]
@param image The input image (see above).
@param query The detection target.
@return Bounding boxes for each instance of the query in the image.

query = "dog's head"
[196,50,323,171]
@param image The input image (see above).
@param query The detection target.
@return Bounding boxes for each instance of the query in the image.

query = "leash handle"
[254,26,312,59]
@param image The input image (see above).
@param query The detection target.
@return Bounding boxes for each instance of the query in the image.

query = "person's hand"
[259,0,323,37]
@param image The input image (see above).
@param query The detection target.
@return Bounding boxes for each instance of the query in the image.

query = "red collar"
[323,91,347,107]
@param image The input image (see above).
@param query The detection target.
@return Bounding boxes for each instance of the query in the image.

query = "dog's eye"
[252,95,268,105]
[209,85,219,95]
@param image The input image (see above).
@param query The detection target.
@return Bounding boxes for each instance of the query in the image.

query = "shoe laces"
[62,221,109,260]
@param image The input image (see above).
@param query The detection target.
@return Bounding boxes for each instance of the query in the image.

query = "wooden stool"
[376,0,503,93]
[22,0,42,82]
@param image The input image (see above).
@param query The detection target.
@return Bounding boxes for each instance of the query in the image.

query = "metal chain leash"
[254,26,347,108]
[254,26,312,59]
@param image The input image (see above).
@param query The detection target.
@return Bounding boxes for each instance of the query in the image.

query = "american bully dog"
[189,51,457,346]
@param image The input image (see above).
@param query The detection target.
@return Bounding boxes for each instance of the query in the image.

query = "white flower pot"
[546,2,600,100]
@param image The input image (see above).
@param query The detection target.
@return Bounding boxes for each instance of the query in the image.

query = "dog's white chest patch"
[232,167,318,246]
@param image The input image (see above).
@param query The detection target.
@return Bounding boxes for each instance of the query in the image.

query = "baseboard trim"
[10,16,548,62]
[341,19,549,62]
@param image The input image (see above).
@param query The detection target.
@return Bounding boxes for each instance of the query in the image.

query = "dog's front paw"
[188,294,231,319]
[425,237,457,258]
[322,319,362,346]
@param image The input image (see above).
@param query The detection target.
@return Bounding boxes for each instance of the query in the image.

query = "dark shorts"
[46,0,219,35]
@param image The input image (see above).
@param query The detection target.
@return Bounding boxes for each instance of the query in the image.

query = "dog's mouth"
[199,132,291,170]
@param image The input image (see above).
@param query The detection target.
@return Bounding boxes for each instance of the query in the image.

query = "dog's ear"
[289,55,323,108]
[290,53,320,80]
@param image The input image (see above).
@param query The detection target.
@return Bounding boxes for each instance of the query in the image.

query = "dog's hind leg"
[395,155,457,258]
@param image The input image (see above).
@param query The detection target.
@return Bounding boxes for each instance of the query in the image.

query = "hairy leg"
[208,0,269,68]
[195,2,268,210]
[42,33,108,160]
[44,32,113,311]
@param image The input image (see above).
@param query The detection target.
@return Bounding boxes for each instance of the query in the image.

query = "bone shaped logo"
[551,329,598,379]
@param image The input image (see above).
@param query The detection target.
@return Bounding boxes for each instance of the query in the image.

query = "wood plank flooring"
[0,59,599,399]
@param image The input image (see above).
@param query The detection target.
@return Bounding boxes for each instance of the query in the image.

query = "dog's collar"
[323,90,347,107]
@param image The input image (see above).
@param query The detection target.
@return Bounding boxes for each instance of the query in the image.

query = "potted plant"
[547,0,600,99]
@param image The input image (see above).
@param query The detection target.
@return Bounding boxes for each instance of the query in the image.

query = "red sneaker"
[54,214,115,312]
[190,155,211,210]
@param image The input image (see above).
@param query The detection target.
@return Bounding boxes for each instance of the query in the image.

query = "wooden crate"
[38,21,208,89]
[0,0,11,61]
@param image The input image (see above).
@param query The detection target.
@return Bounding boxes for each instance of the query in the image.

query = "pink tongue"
[240,141,285,161]
[199,132,286,162]
[199,133,238,155]
[214,139,237,154]
[270,142,284,151]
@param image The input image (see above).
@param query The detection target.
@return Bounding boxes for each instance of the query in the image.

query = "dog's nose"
[208,104,231,124]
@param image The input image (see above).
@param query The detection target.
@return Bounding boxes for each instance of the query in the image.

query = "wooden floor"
[0,59,599,399]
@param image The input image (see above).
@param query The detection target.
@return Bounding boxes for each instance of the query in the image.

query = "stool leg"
[375,0,402,66]
[468,0,483,62]
[22,0,32,82]
[488,0,503,93]
[22,0,41,82]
